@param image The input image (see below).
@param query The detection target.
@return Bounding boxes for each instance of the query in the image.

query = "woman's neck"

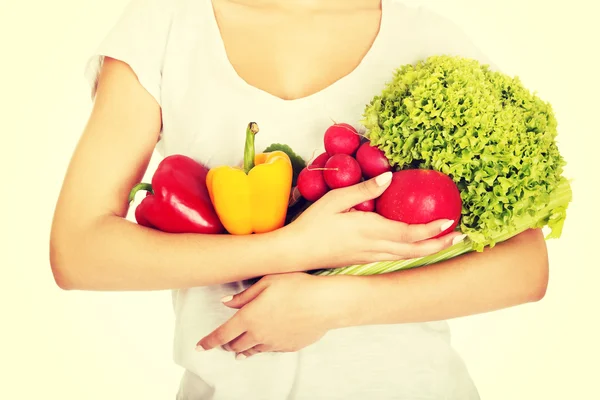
[222,0,381,12]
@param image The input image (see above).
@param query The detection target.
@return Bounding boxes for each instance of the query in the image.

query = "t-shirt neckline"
[204,0,390,106]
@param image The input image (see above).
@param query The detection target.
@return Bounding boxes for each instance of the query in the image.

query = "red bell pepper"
[128,155,225,234]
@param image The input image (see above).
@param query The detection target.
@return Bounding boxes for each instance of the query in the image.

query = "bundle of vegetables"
[311,55,572,276]
[129,122,297,236]
[129,55,572,279]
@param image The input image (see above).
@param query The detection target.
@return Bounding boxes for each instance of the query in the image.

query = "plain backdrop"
[2,0,599,399]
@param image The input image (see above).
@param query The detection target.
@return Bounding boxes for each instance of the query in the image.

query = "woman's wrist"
[258,225,308,274]
[313,274,378,330]
[272,223,326,273]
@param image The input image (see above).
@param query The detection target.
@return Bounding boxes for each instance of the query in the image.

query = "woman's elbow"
[529,256,549,302]
[522,229,549,302]
[50,238,73,290]
[49,229,84,291]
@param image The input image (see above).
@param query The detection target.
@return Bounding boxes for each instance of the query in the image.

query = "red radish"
[297,167,329,202]
[375,169,462,237]
[323,123,361,156]
[323,154,362,189]
[356,142,392,179]
[309,152,330,168]
[354,199,375,212]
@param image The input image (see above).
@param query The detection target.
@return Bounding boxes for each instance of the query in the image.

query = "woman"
[50,0,549,398]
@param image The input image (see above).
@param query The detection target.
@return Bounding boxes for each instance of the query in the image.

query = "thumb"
[319,171,393,213]
[221,279,269,309]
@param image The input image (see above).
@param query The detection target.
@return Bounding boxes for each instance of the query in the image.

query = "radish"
[296,151,332,201]
[355,142,392,179]
[323,154,362,189]
[297,167,329,202]
[354,199,375,212]
[310,152,330,168]
[324,123,361,156]
[375,169,462,237]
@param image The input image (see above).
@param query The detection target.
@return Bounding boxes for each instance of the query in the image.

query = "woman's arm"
[333,228,549,327]
[49,58,303,291]
[197,228,548,355]
[50,57,460,292]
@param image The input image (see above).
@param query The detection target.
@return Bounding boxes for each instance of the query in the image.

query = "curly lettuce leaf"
[362,55,571,251]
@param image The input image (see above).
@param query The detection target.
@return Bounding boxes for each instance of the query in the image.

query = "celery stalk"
[314,178,572,277]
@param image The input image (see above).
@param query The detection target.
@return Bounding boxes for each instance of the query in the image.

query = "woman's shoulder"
[384,0,459,26]
[84,0,204,103]
[383,0,493,66]
[121,0,203,19]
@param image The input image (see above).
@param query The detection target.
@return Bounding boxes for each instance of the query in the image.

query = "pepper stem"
[243,122,259,174]
[128,183,153,203]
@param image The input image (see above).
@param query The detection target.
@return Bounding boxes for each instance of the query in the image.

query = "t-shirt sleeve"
[414,5,499,71]
[84,0,174,105]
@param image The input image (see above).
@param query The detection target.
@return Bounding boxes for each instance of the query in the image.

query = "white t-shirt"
[85,0,494,398]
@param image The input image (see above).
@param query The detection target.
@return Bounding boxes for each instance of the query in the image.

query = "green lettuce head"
[363,55,572,251]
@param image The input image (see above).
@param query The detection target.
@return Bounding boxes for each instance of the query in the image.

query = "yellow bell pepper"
[206,122,293,235]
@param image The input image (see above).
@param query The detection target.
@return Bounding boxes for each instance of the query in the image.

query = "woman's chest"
[212,1,382,102]
[157,78,377,169]
[155,1,410,167]
[158,48,396,167]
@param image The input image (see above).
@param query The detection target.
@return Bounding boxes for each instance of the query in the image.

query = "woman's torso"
[152,0,488,398]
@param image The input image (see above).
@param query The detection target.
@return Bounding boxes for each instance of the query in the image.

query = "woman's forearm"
[49,58,316,292]
[330,228,549,328]
[50,215,302,291]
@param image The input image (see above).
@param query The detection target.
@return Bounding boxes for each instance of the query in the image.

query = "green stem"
[315,178,573,276]
[244,122,259,174]
[128,183,153,203]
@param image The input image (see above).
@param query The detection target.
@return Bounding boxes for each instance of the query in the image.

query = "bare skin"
[212,0,383,100]
[51,0,548,360]
[49,0,457,290]
[198,228,547,359]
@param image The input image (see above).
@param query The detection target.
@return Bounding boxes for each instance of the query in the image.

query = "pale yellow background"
[1,0,599,399]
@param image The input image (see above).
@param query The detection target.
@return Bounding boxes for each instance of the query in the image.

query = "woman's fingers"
[235,346,261,360]
[236,344,269,360]
[371,215,457,243]
[316,172,393,213]
[221,278,269,309]
[196,316,246,351]
[378,231,467,260]
[226,332,259,354]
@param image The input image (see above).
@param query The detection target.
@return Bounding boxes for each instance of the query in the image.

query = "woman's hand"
[196,273,343,359]
[283,171,466,270]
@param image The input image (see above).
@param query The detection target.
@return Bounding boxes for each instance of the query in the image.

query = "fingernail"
[236,353,247,361]
[195,345,205,352]
[375,171,393,186]
[452,234,468,245]
[440,220,455,232]
[221,295,233,303]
